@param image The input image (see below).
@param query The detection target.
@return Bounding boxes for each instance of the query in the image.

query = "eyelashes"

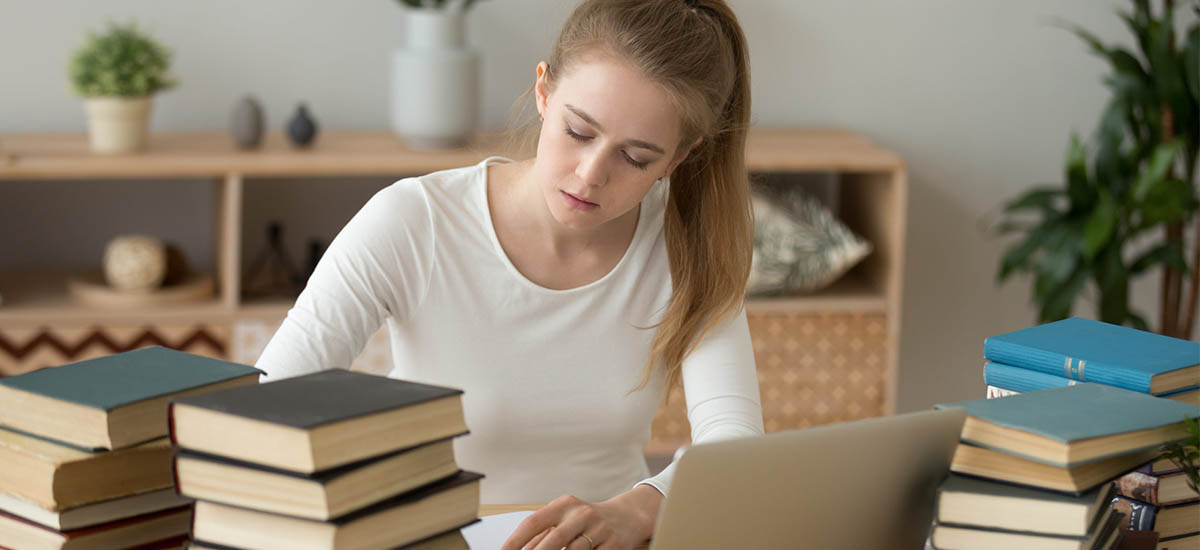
[563,126,650,171]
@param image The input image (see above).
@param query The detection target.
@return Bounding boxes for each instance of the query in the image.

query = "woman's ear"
[664,137,703,178]
[534,61,551,120]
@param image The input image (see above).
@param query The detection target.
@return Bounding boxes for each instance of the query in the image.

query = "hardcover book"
[948,442,1158,494]
[983,318,1200,395]
[188,520,479,550]
[936,383,1200,467]
[173,435,462,520]
[1116,470,1200,506]
[1111,496,1199,540]
[0,347,261,450]
[169,369,468,473]
[190,471,483,550]
[984,361,1199,405]
[0,488,186,532]
[931,504,1122,550]
[0,505,191,550]
[0,427,174,510]
[935,473,1115,536]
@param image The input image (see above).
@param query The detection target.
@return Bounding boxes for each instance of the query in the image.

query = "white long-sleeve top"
[255,156,764,505]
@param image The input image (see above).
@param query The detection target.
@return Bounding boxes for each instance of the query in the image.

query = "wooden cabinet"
[0,129,906,454]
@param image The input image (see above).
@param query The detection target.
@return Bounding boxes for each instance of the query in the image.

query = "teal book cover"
[936,383,1199,460]
[0,346,261,411]
[985,361,1199,397]
[983,318,1200,394]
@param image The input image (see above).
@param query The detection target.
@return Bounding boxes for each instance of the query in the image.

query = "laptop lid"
[648,407,966,550]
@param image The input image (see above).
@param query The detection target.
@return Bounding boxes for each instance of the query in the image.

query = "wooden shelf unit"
[0,128,907,429]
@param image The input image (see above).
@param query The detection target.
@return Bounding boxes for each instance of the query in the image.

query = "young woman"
[255,1,763,548]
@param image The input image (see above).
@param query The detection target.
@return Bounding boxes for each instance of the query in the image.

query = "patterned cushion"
[747,186,872,296]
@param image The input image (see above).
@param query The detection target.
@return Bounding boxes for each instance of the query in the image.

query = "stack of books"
[0,346,261,550]
[169,369,482,550]
[1111,460,1200,549]
[982,318,1199,405]
[929,383,1200,550]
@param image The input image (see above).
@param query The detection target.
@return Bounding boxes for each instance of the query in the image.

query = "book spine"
[1112,496,1159,531]
[983,339,1154,393]
[984,361,1081,393]
[1117,471,1161,505]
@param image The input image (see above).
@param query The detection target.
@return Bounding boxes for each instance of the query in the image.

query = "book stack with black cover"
[0,346,261,550]
[168,369,481,550]
[1111,460,1200,550]
[929,383,1200,550]
[981,318,1199,405]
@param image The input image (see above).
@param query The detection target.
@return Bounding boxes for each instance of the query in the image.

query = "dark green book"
[169,369,468,473]
[0,347,261,451]
[936,383,1200,467]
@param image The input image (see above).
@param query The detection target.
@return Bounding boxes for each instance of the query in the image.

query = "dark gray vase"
[287,103,318,148]
[231,95,265,149]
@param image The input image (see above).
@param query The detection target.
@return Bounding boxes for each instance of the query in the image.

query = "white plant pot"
[84,96,154,154]
[391,11,479,150]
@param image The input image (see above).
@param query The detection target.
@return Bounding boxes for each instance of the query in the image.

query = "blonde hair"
[507,0,753,395]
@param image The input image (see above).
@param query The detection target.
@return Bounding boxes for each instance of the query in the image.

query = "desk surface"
[481,504,541,516]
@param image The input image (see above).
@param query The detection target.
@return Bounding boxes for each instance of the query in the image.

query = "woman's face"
[533,57,687,231]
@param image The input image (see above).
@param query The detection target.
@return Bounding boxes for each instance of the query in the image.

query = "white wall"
[1,1,1194,411]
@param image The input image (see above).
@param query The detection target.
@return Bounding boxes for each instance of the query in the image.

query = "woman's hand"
[499,484,663,550]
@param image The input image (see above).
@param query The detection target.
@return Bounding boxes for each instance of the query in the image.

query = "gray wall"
[1,1,1195,412]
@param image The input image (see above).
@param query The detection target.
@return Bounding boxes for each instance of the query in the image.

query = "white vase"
[84,96,153,154]
[391,10,479,150]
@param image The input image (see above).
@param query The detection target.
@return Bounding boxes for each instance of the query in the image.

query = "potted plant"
[68,20,178,154]
[995,1,1199,335]
[390,0,488,149]
[1162,416,1200,497]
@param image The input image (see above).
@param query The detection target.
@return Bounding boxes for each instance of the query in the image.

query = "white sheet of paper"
[462,511,535,549]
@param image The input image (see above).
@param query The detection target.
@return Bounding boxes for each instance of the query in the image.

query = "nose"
[574,148,608,188]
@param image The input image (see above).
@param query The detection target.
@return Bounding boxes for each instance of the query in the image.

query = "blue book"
[935,383,1200,467]
[983,318,1200,395]
[984,361,1200,405]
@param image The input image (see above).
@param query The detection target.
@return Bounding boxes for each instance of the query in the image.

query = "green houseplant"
[996,1,1199,335]
[68,20,177,154]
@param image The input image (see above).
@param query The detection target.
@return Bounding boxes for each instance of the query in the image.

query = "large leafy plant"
[69,21,177,98]
[997,1,1200,334]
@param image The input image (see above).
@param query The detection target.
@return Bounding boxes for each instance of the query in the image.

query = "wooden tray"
[68,271,215,308]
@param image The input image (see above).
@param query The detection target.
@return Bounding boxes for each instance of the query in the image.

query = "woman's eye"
[624,153,649,171]
[564,127,591,141]
[564,125,648,171]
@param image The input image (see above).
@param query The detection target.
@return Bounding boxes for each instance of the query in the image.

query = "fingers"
[500,496,575,550]
[524,527,551,550]
[565,531,600,550]
[532,505,601,550]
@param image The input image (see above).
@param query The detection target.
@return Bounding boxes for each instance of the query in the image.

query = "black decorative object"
[231,95,265,149]
[286,103,318,148]
[304,238,325,285]
[243,222,303,298]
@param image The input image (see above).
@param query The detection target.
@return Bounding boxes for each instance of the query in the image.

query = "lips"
[561,190,600,211]
[563,190,598,206]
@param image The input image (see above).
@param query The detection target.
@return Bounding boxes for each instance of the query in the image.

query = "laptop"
[648,407,967,550]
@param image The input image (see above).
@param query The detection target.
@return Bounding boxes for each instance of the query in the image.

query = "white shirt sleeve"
[633,305,765,496]
[254,181,436,382]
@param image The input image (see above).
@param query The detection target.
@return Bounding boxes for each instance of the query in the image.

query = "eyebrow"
[564,104,666,155]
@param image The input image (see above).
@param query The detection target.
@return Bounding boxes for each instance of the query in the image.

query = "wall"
[0,0,1195,412]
